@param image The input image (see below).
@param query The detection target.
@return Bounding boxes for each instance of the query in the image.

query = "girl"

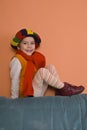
[10,28,84,98]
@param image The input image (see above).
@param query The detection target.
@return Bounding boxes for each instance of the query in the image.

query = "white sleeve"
[10,57,22,99]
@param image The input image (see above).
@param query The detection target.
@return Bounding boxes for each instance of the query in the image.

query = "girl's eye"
[23,42,27,44]
[31,42,35,44]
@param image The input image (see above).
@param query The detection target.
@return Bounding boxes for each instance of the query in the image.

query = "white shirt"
[10,57,22,99]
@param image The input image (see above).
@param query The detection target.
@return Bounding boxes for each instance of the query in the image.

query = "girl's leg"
[33,64,85,97]
[45,64,64,88]
[33,64,64,97]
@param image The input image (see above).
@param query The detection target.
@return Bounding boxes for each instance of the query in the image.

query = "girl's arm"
[10,57,21,99]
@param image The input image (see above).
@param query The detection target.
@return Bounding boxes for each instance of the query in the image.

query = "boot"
[55,82,85,96]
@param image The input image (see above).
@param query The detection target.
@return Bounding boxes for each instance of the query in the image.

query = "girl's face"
[18,37,35,55]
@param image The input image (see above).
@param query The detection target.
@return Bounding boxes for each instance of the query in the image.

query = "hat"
[10,28,41,49]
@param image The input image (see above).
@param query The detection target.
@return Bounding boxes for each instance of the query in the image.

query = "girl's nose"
[27,43,31,47]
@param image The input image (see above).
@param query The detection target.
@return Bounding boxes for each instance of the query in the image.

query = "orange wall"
[0,0,87,97]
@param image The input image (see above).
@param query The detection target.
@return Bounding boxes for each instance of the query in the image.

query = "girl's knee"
[37,67,45,73]
[36,67,46,77]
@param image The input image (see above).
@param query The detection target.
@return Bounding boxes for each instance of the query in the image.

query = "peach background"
[0,0,87,97]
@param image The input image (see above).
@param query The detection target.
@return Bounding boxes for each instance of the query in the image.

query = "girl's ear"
[17,44,21,50]
[17,46,20,50]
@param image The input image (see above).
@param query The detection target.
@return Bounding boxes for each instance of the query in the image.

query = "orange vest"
[16,54,27,97]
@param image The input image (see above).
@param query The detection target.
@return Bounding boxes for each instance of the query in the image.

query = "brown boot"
[55,82,85,96]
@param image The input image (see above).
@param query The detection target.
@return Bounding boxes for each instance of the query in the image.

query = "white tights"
[33,64,64,97]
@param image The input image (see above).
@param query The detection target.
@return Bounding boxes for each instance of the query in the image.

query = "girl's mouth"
[25,49,33,52]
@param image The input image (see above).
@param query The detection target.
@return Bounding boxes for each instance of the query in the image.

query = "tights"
[33,64,64,97]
